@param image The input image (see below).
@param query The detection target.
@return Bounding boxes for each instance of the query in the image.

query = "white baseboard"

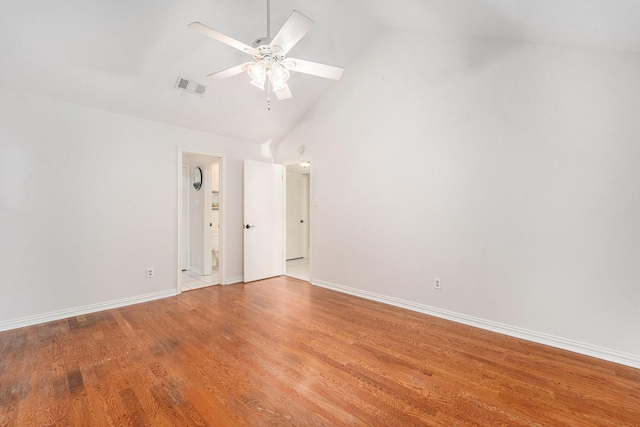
[0,289,177,333]
[224,276,244,285]
[312,279,640,370]
[189,267,204,275]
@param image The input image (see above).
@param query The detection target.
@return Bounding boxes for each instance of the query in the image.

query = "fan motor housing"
[251,42,284,61]
[252,37,272,47]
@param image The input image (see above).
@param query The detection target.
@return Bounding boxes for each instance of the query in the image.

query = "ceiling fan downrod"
[265,0,272,111]
[267,0,271,40]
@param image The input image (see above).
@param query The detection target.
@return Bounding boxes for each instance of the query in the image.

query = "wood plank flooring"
[1,276,639,426]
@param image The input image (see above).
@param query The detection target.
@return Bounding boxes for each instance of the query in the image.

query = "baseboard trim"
[189,267,204,276]
[0,289,177,333]
[312,279,640,370]
[224,276,243,285]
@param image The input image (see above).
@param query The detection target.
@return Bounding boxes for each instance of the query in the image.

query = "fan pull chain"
[266,78,271,111]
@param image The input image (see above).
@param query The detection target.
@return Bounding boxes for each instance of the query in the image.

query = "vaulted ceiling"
[1,0,639,144]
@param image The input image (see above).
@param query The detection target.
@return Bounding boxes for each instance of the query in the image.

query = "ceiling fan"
[188,0,344,102]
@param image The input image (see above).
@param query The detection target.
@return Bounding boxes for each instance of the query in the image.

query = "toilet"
[211,232,219,269]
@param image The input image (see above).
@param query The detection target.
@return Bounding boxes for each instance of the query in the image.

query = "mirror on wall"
[193,166,203,191]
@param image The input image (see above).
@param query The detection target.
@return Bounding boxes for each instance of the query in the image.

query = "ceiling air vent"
[175,76,206,96]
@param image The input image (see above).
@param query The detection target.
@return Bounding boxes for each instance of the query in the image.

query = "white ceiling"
[356,0,640,54]
[1,0,639,145]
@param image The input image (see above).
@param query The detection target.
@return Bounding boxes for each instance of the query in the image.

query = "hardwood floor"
[1,276,638,426]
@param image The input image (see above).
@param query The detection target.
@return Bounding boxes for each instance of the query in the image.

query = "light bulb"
[268,62,290,91]
[247,61,266,90]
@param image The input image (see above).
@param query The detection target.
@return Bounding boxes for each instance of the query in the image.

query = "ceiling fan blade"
[275,85,292,100]
[206,63,253,80]
[188,22,255,55]
[286,58,344,80]
[270,11,314,55]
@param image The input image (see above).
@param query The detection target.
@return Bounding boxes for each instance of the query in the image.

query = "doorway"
[284,161,311,281]
[179,150,224,292]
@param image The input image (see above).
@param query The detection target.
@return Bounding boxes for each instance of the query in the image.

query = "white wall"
[276,30,640,365]
[0,91,267,328]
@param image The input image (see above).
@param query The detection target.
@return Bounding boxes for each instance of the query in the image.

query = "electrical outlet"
[147,268,154,278]
[434,278,441,290]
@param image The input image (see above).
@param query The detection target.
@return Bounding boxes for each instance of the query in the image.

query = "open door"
[286,172,307,260]
[243,160,283,282]
[181,166,190,271]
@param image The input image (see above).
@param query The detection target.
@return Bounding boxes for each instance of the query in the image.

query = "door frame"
[282,157,313,282]
[177,148,226,293]
[181,165,191,271]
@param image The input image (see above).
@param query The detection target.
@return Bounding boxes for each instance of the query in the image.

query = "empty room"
[1,0,639,425]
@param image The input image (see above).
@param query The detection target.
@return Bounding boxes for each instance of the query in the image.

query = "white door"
[301,174,310,258]
[243,160,283,282]
[181,166,190,270]
[286,173,304,260]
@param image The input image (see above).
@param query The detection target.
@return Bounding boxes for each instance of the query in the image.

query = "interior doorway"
[179,150,224,292]
[284,161,311,281]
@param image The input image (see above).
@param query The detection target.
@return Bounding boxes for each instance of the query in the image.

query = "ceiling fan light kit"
[269,62,290,91]
[248,61,267,89]
[188,0,343,106]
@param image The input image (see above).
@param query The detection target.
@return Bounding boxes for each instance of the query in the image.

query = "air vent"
[177,78,189,90]
[175,76,206,96]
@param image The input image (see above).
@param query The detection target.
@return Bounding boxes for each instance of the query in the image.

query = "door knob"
[245,224,255,229]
